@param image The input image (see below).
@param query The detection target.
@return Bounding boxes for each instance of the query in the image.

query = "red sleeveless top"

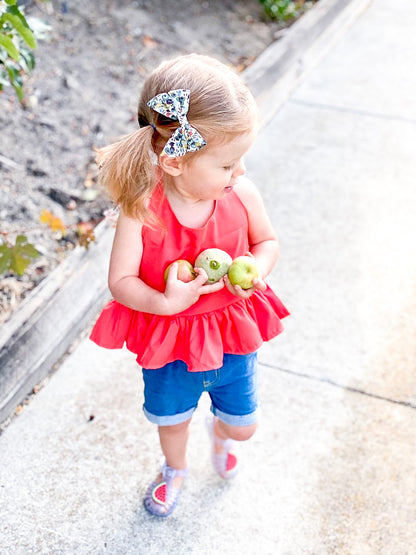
[90,184,289,371]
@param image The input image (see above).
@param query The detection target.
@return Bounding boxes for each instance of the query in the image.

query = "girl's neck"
[165,186,215,228]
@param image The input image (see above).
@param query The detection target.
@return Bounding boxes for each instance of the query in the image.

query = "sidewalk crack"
[259,361,416,410]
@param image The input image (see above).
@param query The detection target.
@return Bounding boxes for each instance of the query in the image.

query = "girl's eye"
[223,165,233,171]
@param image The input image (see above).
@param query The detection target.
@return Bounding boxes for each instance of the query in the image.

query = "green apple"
[194,248,232,283]
[164,259,196,282]
[228,256,260,289]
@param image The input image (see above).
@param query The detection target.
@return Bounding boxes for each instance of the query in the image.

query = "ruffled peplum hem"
[90,288,289,372]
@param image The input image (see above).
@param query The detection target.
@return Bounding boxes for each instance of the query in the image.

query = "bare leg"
[209,417,257,479]
[155,418,191,489]
[158,419,191,471]
[144,419,191,516]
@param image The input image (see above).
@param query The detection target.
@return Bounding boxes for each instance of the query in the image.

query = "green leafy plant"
[259,0,314,22]
[0,207,103,277]
[0,235,39,276]
[0,0,37,101]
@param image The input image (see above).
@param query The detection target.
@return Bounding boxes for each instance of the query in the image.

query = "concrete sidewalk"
[1,0,416,552]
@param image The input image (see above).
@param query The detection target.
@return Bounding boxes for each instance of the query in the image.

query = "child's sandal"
[144,461,188,517]
[206,416,240,480]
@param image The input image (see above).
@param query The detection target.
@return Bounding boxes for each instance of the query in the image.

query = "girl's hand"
[223,252,267,299]
[163,263,224,314]
[223,274,266,299]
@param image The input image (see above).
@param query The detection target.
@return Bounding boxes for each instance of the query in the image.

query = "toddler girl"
[90,54,289,517]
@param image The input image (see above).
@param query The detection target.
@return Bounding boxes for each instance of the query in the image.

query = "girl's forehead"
[207,128,257,160]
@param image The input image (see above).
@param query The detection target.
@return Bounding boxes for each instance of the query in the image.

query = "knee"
[220,421,258,442]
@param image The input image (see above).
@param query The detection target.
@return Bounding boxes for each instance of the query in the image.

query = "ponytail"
[96,125,157,222]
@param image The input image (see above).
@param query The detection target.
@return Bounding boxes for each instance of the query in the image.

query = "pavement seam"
[289,97,416,125]
[259,361,416,410]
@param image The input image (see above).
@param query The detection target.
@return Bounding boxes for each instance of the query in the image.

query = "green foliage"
[259,0,313,22]
[0,209,100,277]
[0,0,37,100]
[0,235,39,276]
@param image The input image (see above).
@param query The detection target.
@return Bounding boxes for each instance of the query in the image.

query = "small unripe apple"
[228,256,259,289]
[194,248,232,283]
[164,259,196,282]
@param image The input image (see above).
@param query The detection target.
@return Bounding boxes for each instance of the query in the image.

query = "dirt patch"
[0,0,303,323]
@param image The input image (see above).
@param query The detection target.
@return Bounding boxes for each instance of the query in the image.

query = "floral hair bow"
[147,89,207,157]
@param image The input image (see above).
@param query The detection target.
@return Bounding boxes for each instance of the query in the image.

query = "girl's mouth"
[224,186,233,193]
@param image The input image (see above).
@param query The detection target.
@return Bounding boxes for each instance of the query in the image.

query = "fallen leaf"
[142,35,158,49]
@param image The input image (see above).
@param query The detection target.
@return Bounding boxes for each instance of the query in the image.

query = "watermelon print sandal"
[144,461,188,517]
[206,416,240,480]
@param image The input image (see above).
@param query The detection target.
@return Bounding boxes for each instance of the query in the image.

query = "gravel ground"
[0,0,311,324]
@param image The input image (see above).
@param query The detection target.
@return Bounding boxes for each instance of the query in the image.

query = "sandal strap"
[212,434,235,450]
[161,462,189,480]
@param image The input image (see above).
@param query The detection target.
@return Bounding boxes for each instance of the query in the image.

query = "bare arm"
[108,211,223,316]
[225,176,280,297]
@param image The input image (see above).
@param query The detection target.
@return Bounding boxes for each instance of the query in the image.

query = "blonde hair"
[97,54,258,222]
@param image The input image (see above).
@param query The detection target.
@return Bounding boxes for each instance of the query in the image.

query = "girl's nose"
[232,157,246,177]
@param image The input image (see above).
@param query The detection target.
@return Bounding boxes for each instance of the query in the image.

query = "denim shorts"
[142,352,258,427]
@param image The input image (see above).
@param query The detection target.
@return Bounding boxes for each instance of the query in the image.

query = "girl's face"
[169,127,258,202]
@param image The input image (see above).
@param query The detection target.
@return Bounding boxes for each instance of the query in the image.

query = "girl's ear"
[158,154,184,176]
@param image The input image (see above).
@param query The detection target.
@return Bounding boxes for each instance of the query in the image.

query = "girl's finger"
[166,262,178,284]
[199,278,225,295]
[252,278,267,292]
[193,266,209,285]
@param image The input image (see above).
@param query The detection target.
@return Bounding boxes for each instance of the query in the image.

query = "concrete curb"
[0,0,368,425]
[0,222,114,424]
